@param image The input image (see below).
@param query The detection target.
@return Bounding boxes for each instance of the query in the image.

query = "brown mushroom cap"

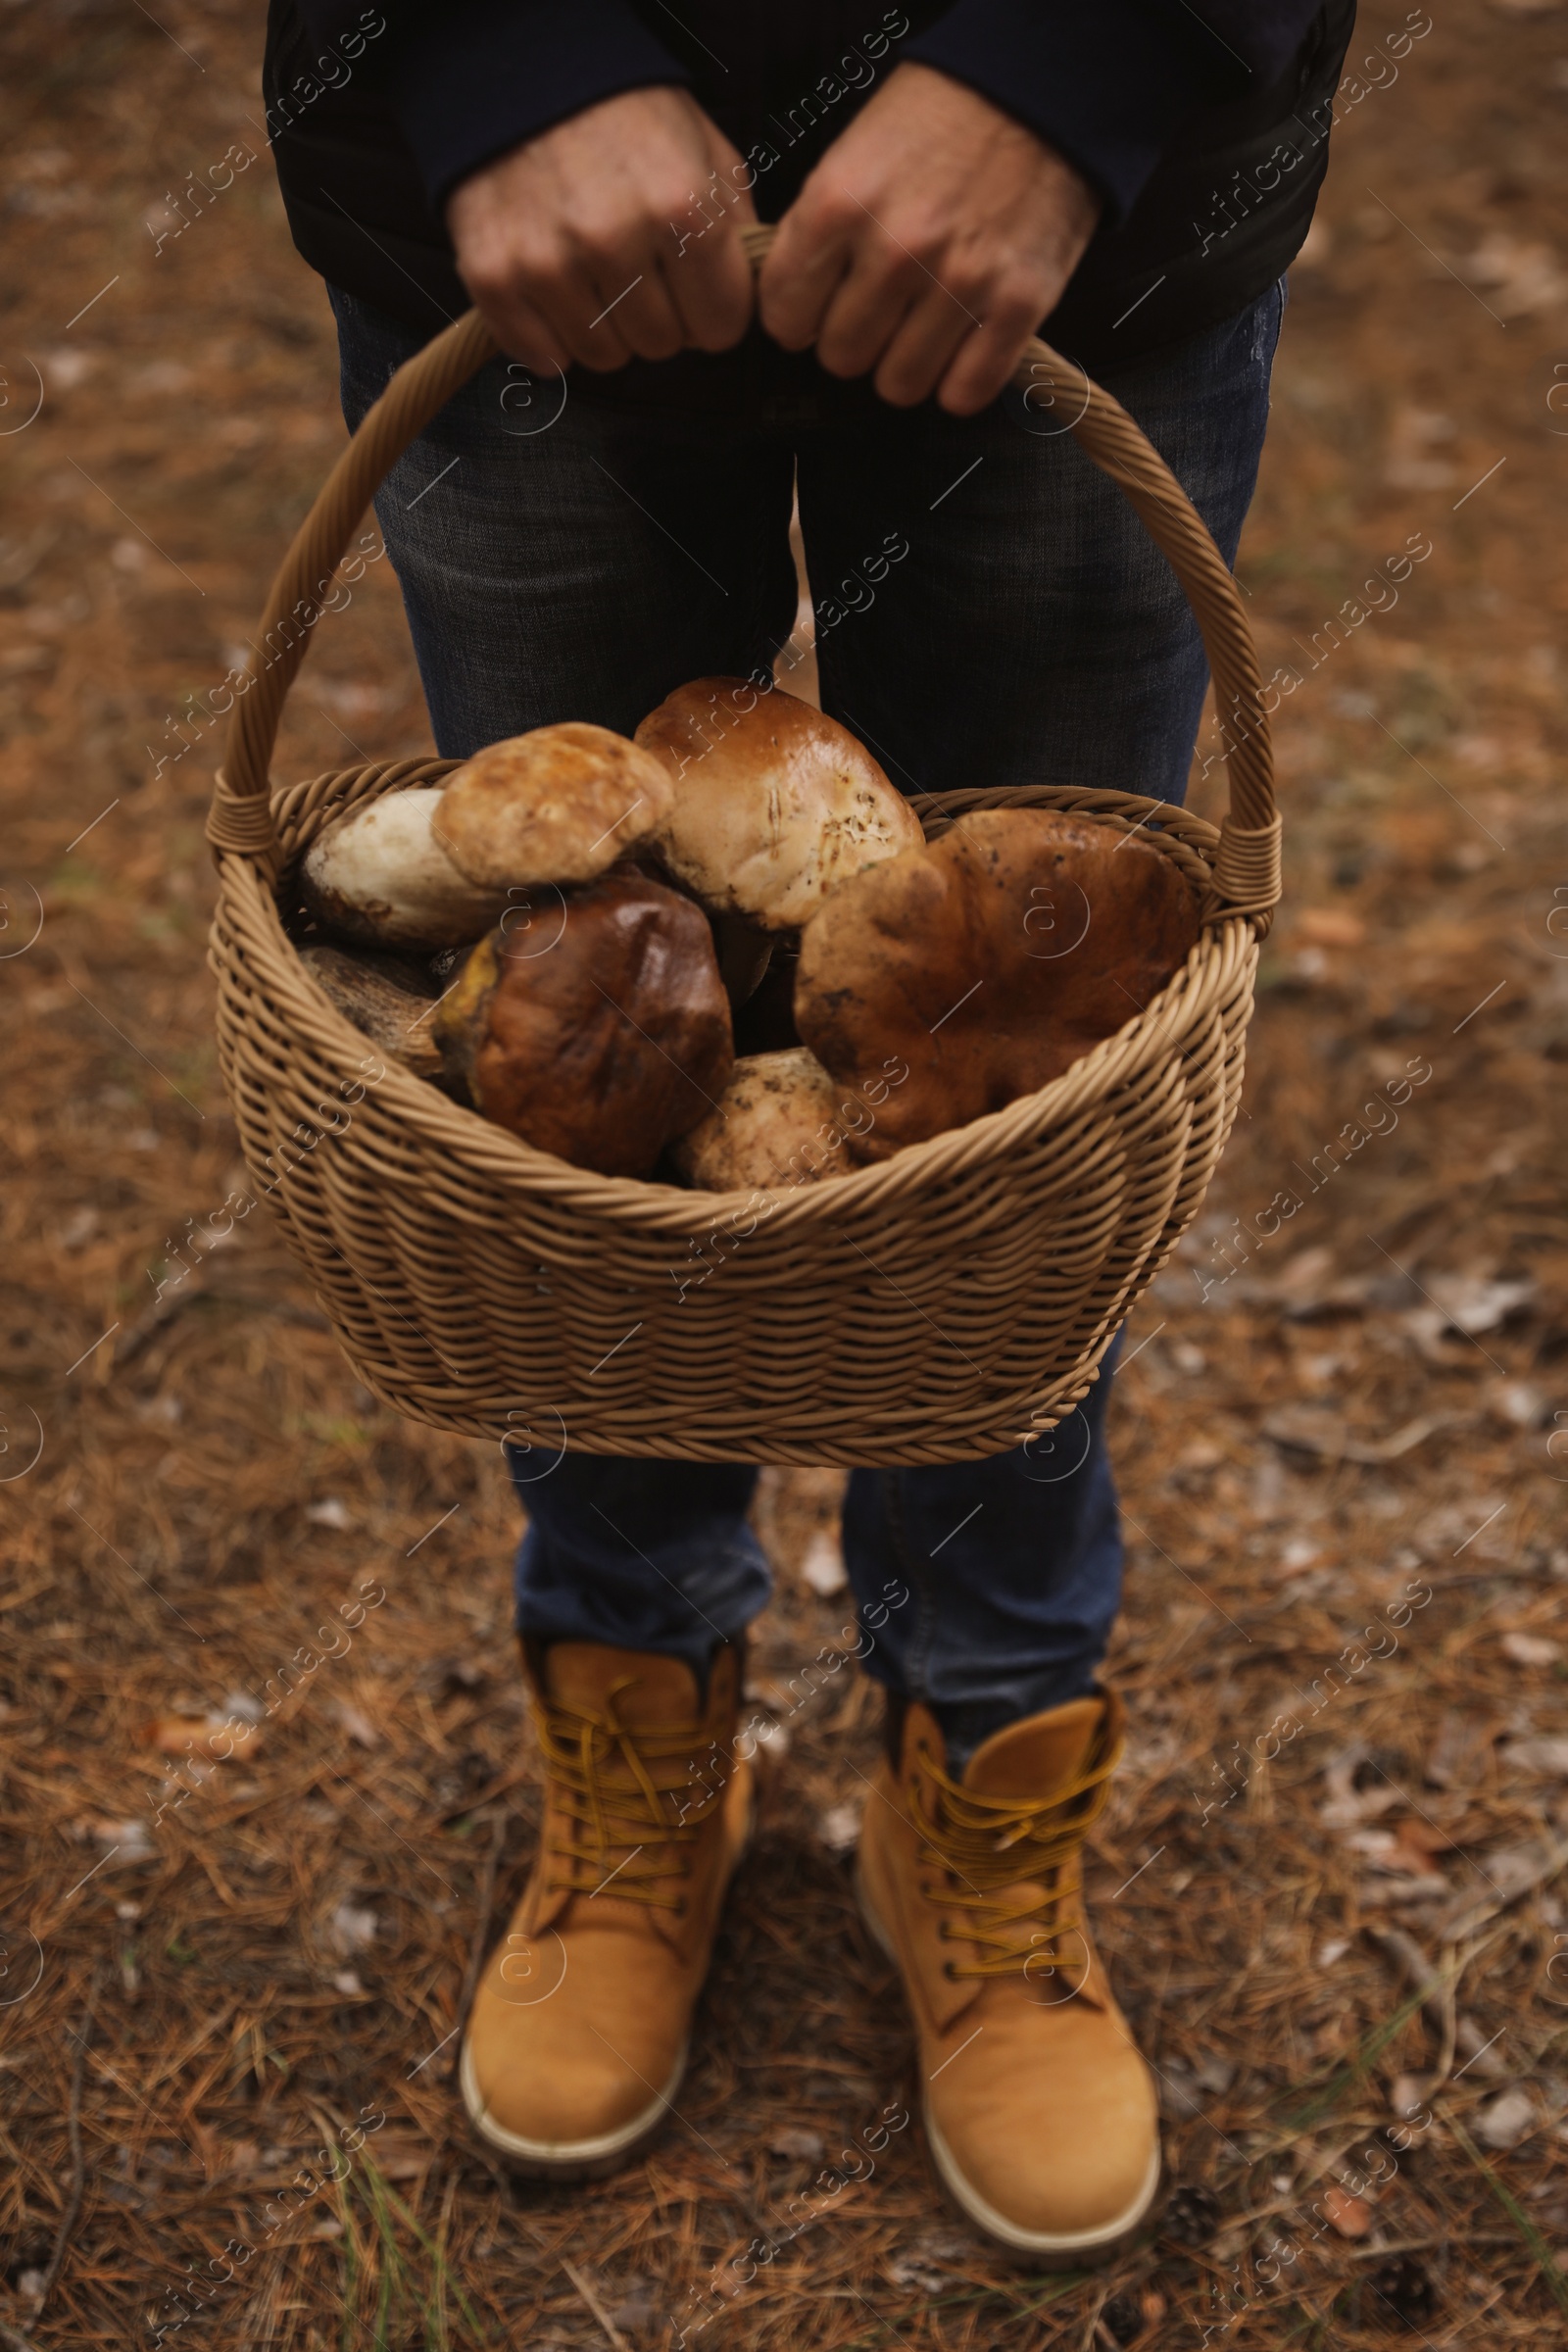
[434,867,732,1178]
[432,722,675,888]
[795,808,1203,1160]
[634,678,923,931]
[670,1048,850,1193]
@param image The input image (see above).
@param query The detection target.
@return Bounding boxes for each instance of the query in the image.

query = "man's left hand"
[760,63,1101,416]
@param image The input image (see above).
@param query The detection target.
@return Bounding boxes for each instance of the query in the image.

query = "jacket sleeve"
[905,0,1332,222]
[347,0,693,211]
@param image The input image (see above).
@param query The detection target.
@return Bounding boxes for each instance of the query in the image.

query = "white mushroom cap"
[634,680,923,933]
[432,722,674,888]
[299,787,510,952]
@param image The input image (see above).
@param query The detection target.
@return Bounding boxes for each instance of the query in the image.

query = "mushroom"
[431,721,674,888]
[298,787,512,953]
[670,1048,852,1193]
[297,944,447,1081]
[795,808,1203,1160]
[634,679,923,933]
[434,867,733,1177]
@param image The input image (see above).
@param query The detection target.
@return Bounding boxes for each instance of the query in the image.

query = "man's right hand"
[446,87,757,373]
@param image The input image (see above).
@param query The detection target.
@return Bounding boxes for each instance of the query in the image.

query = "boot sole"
[461,1772,760,2179]
[855,1859,1163,2268]
[460,2035,686,2180]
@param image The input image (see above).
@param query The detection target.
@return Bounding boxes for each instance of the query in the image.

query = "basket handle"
[208,223,1277,918]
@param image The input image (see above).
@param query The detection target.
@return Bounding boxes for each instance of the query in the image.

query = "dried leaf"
[800,1529,848,1596]
[1295,907,1367,948]
[141,1712,261,1763]
[306,1496,354,1530]
[1476,2087,1537,2149]
[325,1901,377,1954]
[1264,1405,1453,1464]
[818,1800,862,1852]
[1500,1631,1560,1667]
[1323,2185,1373,2237]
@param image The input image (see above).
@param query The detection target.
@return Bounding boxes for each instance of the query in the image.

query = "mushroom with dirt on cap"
[672,1048,853,1193]
[431,721,674,887]
[296,724,673,954]
[634,679,923,956]
[795,808,1203,1160]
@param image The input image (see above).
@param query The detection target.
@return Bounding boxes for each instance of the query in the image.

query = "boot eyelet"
[942,1960,956,1981]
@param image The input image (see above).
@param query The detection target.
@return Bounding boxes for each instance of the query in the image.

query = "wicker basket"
[205,256,1280,1469]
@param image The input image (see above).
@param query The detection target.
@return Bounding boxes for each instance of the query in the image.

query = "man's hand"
[760,64,1101,416]
[447,87,756,372]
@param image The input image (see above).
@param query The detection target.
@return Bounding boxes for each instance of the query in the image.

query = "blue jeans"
[330,283,1282,1763]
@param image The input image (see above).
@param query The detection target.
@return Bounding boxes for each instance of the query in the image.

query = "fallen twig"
[563,2257,631,2351]
[33,1975,99,2322]
[1437,1831,1568,1947]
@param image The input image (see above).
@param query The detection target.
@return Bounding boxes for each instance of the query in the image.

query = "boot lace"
[536,1683,725,1912]
[908,1716,1120,1982]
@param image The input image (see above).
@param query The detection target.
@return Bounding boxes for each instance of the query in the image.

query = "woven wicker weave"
[206,231,1278,1467]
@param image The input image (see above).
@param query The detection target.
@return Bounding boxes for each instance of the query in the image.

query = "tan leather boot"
[461,1639,753,2176]
[857,1689,1159,2261]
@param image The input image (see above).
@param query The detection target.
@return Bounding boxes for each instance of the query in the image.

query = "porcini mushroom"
[298,786,512,953]
[298,944,447,1081]
[670,1048,851,1193]
[432,721,674,888]
[434,867,733,1177]
[795,808,1203,1159]
[634,679,923,933]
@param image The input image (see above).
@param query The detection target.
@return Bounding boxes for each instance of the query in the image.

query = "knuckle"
[652,178,700,224]
[498,239,563,297]
[996,267,1050,316]
[571,207,635,267]
[943,256,995,308]
[463,260,517,310]
[803,178,854,227]
[884,214,945,267]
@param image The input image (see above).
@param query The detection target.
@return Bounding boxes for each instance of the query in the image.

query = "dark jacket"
[264,0,1356,371]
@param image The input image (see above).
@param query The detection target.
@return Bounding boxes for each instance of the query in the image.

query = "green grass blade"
[1448,2116,1568,2321]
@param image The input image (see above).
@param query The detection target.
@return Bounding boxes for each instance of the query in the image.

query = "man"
[265,0,1353,2261]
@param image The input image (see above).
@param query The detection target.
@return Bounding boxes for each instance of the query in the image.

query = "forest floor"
[2,3,1567,2347]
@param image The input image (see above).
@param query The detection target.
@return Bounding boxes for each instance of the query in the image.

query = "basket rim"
[217,774,1252,1239]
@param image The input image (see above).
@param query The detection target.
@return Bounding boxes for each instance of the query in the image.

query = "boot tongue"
[962,1695,1105,1800]
[542,1642,702,1731]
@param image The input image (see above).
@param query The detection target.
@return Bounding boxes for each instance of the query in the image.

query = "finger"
[936,299,1048,416]
[813,242,930,381]
[758,197,857,351]
[704,122,759,229]
[585,255,687,363]
[666,220,757,352]
[656,123,756,352]
[461,234,632,372]
[543,260,637,370]
[871,283,973,408]
[457,274,571,374]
